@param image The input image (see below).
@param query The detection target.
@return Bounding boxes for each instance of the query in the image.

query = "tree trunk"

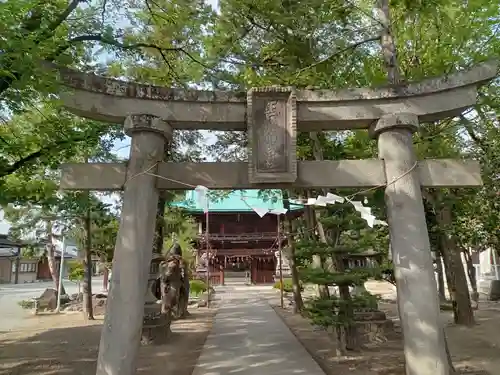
[440,241,455,301]
[178,274,191,318]
[288,219,304,313]
[282,190,304,313]
[314,239,331,297]
[376,0,401,85]
[435,253,447,302]
[462,249,477,293]
[154,193,167,255]
[305,198,330,298]
[154,143,170,256]
[462,248,479,309]
[14,249,20,284]
[46,221,66,295]
[335,326,348,356]
[307,134,333,299]
[46,244,59,288]
[437,205,474,326]
[102,263,109,292]
[83,207,94,320]
[334,254,359,351]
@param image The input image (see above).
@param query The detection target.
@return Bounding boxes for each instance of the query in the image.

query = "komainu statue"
[160,243,190,320]
[141,254,169,345]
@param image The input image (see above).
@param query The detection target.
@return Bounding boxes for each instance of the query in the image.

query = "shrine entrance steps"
[223,271,247,279]
[223,277,248,286]
[192,286,325,375]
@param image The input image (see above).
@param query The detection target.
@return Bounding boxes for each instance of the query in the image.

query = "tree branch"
[46,0,83,35]
[294,35,381,77]
[61,34,211,70]
[0,0,83,98]
[0,130,106,178]
[459,114,486,151]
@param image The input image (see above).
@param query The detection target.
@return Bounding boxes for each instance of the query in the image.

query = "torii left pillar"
[96,114,172,375]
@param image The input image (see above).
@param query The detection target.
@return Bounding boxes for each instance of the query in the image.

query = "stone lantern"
[141,253,171,345]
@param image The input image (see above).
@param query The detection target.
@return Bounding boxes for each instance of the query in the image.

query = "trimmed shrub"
[190,279,208,296]
[273,278,303,293]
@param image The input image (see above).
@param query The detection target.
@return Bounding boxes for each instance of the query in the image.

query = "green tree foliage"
[65,195,119,262]
[0,0,205,195]
[163,204,198,270]
[0,105,124,202]
[295,202,386,354]
[67,260,85,283]
[0,0,207,110]
[189,279,208,296]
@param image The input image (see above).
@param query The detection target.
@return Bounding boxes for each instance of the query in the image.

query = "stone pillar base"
[140,304,172,346]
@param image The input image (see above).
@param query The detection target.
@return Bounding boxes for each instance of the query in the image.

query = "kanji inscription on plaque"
[247,87,297,184]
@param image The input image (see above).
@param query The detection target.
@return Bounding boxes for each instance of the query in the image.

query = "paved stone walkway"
[192,284,325,375]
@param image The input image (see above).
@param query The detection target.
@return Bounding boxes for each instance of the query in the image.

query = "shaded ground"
[272,291,500,375]
[0,308,216,375]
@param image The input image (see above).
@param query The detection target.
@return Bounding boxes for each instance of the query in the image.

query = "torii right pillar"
[371,113,449,375]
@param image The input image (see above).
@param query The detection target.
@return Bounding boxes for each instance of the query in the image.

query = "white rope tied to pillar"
[194,185,209,213]
[243,192,387,229]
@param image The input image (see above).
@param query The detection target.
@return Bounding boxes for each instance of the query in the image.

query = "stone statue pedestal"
[353,309,395,344]
[141,303,170,345]
[141,254,171,345]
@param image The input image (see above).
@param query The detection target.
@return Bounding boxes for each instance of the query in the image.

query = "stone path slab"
[192,286,325,375]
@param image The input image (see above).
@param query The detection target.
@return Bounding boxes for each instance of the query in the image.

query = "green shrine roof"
[171,190,303,213]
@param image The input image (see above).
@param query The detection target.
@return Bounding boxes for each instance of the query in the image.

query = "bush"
[273,278,303,293]
[190,279,208,296]
[354,291,380,310]
[67,260,84,282]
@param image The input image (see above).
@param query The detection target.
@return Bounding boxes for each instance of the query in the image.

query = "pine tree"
[295,201,384,355]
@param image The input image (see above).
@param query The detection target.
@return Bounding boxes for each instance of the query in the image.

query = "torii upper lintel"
[57,61,498,131]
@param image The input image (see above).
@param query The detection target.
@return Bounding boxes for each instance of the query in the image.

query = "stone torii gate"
[58,62,497,375]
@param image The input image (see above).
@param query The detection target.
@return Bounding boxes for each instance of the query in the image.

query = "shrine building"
[172,190,303,284]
